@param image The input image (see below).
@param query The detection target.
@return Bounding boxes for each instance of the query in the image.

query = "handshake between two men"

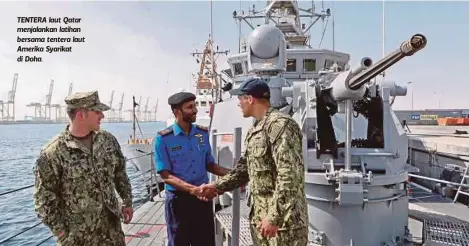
[189,183,223,201]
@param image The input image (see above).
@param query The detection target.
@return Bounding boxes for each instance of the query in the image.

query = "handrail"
[212,127,242,246]
[409,173,469,189]
[36,235,53,245]
[125,152,154,161]
[0,221,42,244]
[0,168,151,199]
[231,127,242,246]
[0,156,35,163]
[0,153,154,198]
[0,184,33,196]
[0,150,159,245]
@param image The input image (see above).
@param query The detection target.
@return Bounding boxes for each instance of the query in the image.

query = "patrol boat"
[200,0,469,245]
[2,2,469,246]
[122,95,165,196]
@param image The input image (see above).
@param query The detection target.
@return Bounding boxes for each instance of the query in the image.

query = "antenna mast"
[132,95,136,140]
[332,0,335,51]
[381,0,386,79]
[210,0,214,98]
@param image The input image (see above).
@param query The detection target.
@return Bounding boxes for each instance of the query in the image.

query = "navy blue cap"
[230,78,270,99]
[168,92,196,106]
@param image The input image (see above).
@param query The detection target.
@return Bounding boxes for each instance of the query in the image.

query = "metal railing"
[209,134,469,246]
[408,145,469,196]
[0,152,159,245]
[212,127,242,246]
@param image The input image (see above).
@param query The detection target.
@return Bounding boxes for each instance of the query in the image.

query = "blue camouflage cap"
[230,77,270,99]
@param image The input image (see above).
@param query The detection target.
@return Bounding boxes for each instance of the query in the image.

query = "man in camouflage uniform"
[33,91,133,246]
[200,78,309,245]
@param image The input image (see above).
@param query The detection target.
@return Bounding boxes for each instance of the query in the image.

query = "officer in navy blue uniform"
[154,91,231,246]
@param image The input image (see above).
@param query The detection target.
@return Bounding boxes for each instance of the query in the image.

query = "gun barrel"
[348,34,427,90]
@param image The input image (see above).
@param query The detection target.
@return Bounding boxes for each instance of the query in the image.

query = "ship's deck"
[122,125,469,246]
[123,194,167,246]
[123,183,469,246]
[408,183,469,246]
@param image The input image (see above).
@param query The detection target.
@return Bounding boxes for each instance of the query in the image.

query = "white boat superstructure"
[165,35,229,129]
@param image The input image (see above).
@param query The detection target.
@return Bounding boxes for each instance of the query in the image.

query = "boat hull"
[122,143,164,193]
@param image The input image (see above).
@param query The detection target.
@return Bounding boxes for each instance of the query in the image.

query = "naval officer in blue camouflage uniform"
[154,91,231,246]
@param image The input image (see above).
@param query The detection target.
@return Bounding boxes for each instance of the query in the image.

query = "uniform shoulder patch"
[195,124,208,132]
[158,127,174,136]
[267,117,289,144]
[35,152,49,170]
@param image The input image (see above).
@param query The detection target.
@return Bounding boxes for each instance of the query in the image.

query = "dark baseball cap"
[230,77,270,99]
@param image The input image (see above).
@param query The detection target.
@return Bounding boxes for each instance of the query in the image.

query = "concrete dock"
[408,125,469,158]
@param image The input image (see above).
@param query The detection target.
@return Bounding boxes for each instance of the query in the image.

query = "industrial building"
[395,109,469,125]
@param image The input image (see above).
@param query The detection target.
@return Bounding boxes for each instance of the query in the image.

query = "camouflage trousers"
[249,225,308,246]
[56,209,125,246]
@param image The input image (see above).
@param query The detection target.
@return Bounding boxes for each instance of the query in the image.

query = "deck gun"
[244,23,427,246]
[312,33,426,158]
[245,24,426,158]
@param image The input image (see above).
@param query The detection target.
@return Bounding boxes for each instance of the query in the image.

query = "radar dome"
[248,25,285,59]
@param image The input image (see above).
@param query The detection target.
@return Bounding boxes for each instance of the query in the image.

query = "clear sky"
[0,0,468,121]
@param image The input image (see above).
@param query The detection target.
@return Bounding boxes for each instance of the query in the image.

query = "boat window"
[196,101,199,106]
[324,59,335,70]
[286,59,296,72]
[304,59,316,72]
[233,62,243,75]
[222,68,233,78]
[338,62,346,71]
[201,101,207,107]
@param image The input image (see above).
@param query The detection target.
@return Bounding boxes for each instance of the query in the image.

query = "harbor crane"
[26,80,54,121]
[105,90,115,122]
[125,95,141,121]
[52,82,73,123]
[152,98,159,122]
[143,97,150,121]
[0,73,18,122]
[117,93,124,122]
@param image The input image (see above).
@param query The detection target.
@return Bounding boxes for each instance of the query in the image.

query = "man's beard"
[182,113,196,123]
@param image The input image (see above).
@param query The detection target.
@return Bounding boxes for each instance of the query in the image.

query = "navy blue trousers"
[165,190,215,246]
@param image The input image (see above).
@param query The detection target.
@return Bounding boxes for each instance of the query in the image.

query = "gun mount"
[310,34,427,159]
[348,34,426,91]
[237,24,427,245]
